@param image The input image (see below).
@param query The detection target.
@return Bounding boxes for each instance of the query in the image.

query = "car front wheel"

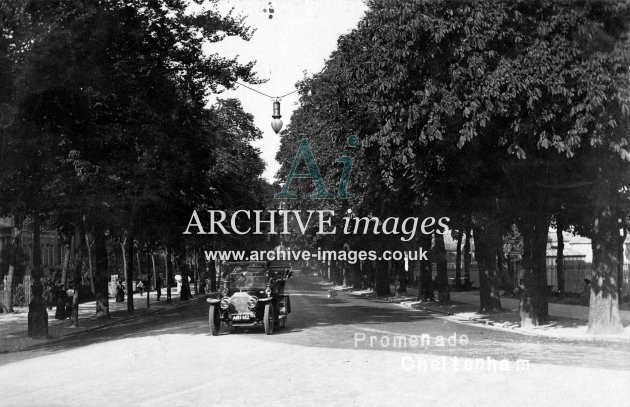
[209,305,220,336]
[264,303,274,335]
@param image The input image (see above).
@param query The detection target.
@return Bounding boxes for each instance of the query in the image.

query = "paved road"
[238,276,630,370]
[2,275,630,406]
[1,276,627,369]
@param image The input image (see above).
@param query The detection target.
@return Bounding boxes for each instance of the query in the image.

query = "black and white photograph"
[0,0,629,406]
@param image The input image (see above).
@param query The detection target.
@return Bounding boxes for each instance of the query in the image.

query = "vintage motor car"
[207,261,292,335]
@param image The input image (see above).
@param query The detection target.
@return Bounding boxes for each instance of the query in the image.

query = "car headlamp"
[265,287,272,296]
[247,296,258,310]
[220,298,229,309]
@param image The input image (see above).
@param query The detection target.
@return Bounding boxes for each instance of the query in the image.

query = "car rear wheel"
[209,305,220,336]
[264,303,274,335]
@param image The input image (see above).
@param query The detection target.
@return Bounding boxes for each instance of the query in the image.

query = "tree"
[276,0,630,332]
[1,0,267,318]
[344,0,629,327]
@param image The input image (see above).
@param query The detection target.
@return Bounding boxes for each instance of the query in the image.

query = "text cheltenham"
[183,209,449,242]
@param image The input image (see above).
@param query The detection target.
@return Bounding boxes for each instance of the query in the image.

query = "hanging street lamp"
[271,97,283,134]
[232,81,296,134]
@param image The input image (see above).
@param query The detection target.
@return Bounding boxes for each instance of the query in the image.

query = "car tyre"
[264,303,274,335]
[209,305,220,336]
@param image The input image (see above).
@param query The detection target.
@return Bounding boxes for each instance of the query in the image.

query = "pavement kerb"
[0,295,209,354]
[414,303,630,344]
[346,290,630,344]
[60,294,209,338]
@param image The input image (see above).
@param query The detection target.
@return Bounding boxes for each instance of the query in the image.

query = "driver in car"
[242,272,255,288]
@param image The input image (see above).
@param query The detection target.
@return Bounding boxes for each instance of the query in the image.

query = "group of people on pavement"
[34,274,168,321]
[42,281,75,320]
[39,274,167,316]
[114,275,164,302]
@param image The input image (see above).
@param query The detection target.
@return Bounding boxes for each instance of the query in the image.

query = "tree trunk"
[337,260,344,286]
[120,239,127,282]
[216,259,222,294]
[166,248,172,304]
[151,254,157,290]
[23,213,42,311]
[328,259,336,284]
[417,234,434,302]
[32,213,41,278]
[208,257,217,292]
[3,265,15,313]
[519,213,549,327]
[85,234,95,295]
[337,260,344,285]
[374,259,390,297]
[126,235,134,312]
[27,279,47,338]
[325,259,331,281]
[405,259,413,291]
[71,266,80,327]
[61,237,71,287]
[71,227,87,327]
[475,222,502,313]
[2,226,20,313]
[455,229,463,291]
[146,251,151,309]
[588,186,624,334]
[199,256,206,295]
[32,213,42,305]
[362,259,373,289]
[463,227,472,287]
[435,232,450,305]
[329,259,337,284]
[350,260,362,289]
[193,251,199,296]
[94,228,110,318]
[136,250,142,282]
[618,227,627,306]
[163,252,168,287]
[556,220,565,299]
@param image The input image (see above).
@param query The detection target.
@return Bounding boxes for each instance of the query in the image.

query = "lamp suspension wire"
[234,81,297,100]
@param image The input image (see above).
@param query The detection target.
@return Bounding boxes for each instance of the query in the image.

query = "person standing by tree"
[156,275,162,301]
[54,283,66,320]
[115,281,125,303]
[44,281,54,310]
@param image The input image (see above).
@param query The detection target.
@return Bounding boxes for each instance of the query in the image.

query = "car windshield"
[268,267,286,279]
[230,272,266,290]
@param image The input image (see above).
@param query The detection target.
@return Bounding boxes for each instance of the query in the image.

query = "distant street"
[0,276,629,406]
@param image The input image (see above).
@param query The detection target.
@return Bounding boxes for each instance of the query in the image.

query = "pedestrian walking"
[54,284,66,320]
[137,280,144,296]
[156,275,162,301]
[44,281,54,310]
[65,285,74,319]
[115,280,125,302]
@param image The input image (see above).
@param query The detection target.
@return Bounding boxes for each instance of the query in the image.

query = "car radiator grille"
[229,294,250,314]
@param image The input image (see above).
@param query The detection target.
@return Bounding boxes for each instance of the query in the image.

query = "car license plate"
[233,315,249,321]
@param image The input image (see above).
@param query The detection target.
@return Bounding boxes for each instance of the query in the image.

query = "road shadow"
[1,277,628,372]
